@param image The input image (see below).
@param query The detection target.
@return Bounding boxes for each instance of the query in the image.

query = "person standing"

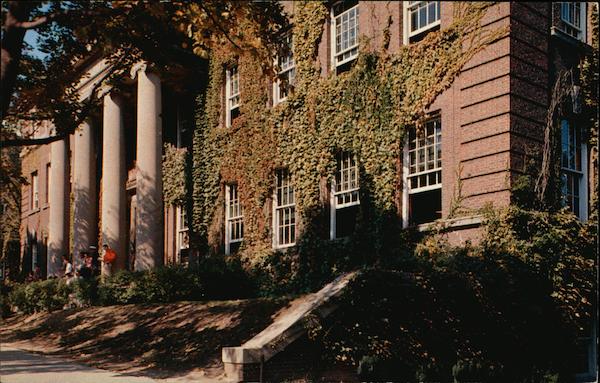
[101,244,117,276]
[62,254,73,278]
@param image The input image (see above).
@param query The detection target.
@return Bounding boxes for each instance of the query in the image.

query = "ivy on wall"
[162,143,188,206]
[190,2,507,266]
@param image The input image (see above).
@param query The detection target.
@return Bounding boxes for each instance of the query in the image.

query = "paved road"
[0,346,164,383]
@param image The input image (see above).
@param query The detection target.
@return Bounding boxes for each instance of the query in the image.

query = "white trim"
[175,205,189,263]
[225,66,240,128]
[559,2,587,43]
[403,1,441,44]
[561,119,588,220]
[330,2,360,71]
[31,171,39,211]
[402,136,410,228]
[408,183,442,194]
[273,34,295,105]
[225,184,243,255]
[273,169,297,249]
[330,152,360,239]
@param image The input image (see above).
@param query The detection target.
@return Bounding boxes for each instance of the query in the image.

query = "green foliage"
[97,266,204,305]
[8,279,71,314]
[311,206,596,382]
[162,143,189,206]
[191,2,506,277]
[196,255,255,299]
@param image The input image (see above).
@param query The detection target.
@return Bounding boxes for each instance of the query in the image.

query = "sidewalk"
[0,346,219,383]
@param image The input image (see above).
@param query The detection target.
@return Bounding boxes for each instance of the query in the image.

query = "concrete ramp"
[222,272,357,381]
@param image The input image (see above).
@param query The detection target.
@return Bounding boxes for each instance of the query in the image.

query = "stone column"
[133,63,163,270]
[101,93,127,275]
[47,136,69,277]
[72,120,97,269]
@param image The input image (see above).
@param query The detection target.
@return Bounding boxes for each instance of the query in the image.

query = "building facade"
[19,0,595,271]
[16,1,597,380]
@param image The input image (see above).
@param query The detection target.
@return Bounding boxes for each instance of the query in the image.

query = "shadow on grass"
[0,298,291,379]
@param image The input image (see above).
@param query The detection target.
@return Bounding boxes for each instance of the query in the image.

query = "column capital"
[130,61,148,80]
[131,61,161,80]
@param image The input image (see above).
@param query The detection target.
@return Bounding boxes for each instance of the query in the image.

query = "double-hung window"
[176,206,189,264]
[559,2,586,41]
[225,184,243,254]
[273,169,296,248]
[406,116,442,226]
[274,35,296,104]
[45,163,51,205]
[404,1,441,44]
[331,0,359,72]
[31,171,39,211]
[561,119,587,219]
[226,65,240,127]
[330,151,360,239]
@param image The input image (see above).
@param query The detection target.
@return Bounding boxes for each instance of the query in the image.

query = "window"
[559,2,586,41]
[330,151,360,239]
[45,163,51,204]
[225,65,240,127]
[176,206,189,264]
[273,169,296,248]
[274,34,296,104]
[331,0,359,72]
[404,1,441,44]
[575,319,598,382]
[225,184,243,254]
[406,116,442,226]
[31,232,38,271]
[561,119,587,219]
[31,171,39,210]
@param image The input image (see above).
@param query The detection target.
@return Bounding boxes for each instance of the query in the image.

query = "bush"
[98,265,205,305]
[198,255,255,299]
[1,282,13,318]
[8,279,71,314]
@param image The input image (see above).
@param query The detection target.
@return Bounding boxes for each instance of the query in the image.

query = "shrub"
[8,278,71,314]
[311,207,596,382]
[98,265,205,305]
[198,255,255,299]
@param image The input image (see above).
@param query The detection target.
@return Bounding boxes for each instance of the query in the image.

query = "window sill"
[27,208,41,216]
[415,215,483,233]
[274,243,296,252]
[550,26,589,48]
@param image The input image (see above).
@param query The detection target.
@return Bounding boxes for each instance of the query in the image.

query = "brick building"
[17,2,596,379]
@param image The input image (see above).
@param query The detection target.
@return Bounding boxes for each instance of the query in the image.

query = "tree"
[1,0,288,147]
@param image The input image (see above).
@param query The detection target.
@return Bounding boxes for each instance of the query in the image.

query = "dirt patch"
[0,298,290,379]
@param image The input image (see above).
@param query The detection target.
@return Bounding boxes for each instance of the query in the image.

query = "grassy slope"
[0,298,289,379]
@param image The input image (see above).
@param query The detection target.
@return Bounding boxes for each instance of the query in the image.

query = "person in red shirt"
[102,244,117,275]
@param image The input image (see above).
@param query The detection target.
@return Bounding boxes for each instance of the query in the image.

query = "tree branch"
[14,15,51,30]
[197,3,242,51]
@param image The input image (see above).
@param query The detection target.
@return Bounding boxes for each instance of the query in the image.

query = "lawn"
[0,298,290,379]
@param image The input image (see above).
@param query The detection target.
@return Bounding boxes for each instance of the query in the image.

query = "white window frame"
[330,151,360,239]
[403,1,441,45]
[561,119,588,221]
[225,65,240,128]
[330,1,360,70]
[175,205,189,263]
[272,169,296,249]
[273,34,296,105]
[559,2,587,42]
[45,163,51,205]
[225,184,243,255]
[31,171,39,210]
[402,116,442,227]
[31,232,38,271]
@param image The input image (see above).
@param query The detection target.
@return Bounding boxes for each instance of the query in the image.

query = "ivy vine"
[191,2,507,265]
